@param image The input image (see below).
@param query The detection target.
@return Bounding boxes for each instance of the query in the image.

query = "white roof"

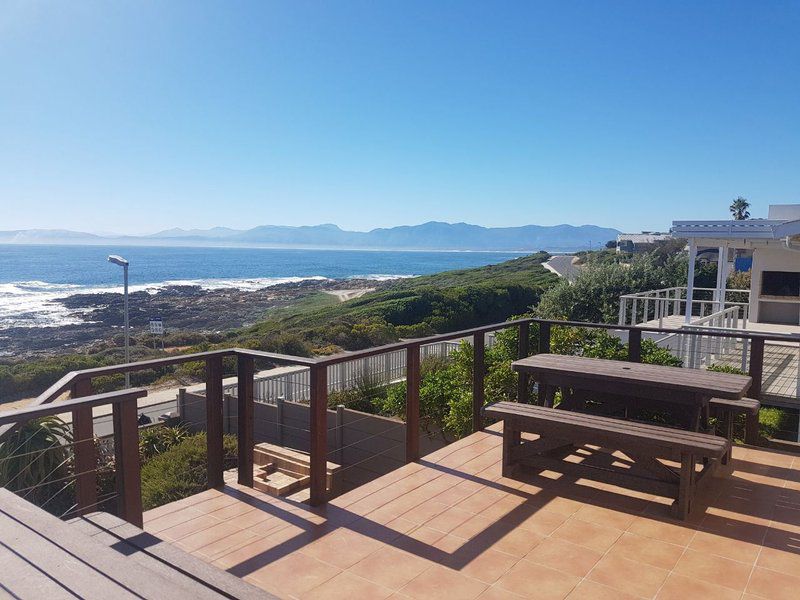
[672,204,800,242]
[670,219,791,240]
[617,233,671,244]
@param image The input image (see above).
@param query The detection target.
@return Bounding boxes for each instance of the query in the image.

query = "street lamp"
[108,255,130,388]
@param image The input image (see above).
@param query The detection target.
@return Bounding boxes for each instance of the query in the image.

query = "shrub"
[0,416,74,515]
[140,432,237,510]
[138,424,190,461]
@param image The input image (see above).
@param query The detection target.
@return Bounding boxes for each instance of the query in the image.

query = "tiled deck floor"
[144,423,800,600]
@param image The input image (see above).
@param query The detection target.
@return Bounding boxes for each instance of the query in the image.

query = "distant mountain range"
[0,222,621,252]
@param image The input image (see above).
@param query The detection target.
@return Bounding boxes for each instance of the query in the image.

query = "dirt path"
[325,288,374,302]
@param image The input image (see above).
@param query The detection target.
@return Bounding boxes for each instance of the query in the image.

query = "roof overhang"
[670,219,800,249]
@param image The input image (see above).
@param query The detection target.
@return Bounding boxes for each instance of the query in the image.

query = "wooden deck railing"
[2,318,798,528]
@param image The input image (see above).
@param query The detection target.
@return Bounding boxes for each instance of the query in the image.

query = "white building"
[617,205,800,417]
[616,232,672,253]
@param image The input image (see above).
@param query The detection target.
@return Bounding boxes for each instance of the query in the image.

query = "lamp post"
[108,255,130,388]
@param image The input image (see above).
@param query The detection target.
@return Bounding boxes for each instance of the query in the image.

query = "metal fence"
[222,338,486,404]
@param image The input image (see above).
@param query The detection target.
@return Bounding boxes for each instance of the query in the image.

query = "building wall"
[750,246,800,324]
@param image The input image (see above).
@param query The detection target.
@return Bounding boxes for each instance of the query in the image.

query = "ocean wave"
[0,273,420,329]
[348,274,416,281]
[0,275,333,329]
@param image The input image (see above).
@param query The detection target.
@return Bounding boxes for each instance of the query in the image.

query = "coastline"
[0,278,379,359]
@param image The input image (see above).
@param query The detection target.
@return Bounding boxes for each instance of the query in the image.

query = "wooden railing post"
[628,329,642,363]
[70,378,97,516]
[538,321,551,355]
[237,354,254,487]
[309,363,328,505]
[113,396,142,527]
[517,322,530,403]
[405,344,421,462]
[205,356,224,489]
[746,337,765,445]
[472,332,485,432]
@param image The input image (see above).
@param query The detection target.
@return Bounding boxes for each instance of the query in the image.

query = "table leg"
[541,384,556,408]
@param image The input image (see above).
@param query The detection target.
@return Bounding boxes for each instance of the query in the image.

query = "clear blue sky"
[2,1,798,234]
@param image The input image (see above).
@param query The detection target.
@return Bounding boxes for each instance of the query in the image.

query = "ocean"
[0,244,524,329]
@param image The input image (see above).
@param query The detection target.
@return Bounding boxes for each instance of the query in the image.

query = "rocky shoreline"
[0,278,378,358]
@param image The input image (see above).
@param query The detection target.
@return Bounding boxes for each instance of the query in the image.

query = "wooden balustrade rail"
[0,317,788,517]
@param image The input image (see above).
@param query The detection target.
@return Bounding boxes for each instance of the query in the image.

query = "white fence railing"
[618,287,750,328]
[222,337,493,404]
[668,306,748,369]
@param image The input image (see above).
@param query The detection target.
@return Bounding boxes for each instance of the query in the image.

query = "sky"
[1,1,799,235]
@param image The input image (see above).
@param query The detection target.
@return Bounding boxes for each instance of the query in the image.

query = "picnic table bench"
[484,401,730,519]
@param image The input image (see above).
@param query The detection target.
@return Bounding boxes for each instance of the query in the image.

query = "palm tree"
[730,197,751,220]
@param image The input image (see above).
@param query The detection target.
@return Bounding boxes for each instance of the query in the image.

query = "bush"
[140,432,237,510]
[138,424,190,461]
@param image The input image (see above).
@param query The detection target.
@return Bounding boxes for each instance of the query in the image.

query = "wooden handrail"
[0,389,147,425]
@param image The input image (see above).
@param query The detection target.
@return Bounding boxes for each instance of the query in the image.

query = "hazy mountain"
[0,222,621,251]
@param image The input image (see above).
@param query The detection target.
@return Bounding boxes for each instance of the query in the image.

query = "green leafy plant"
[140,432,237,510]
[0,416,73,513]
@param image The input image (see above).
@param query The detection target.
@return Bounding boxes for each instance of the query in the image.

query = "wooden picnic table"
[511,354,753,432]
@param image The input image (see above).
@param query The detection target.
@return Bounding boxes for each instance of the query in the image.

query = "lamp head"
[108,255,129,267]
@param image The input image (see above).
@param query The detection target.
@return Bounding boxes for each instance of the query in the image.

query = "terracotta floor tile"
[194,527,259,560]
[627,515,696,546]
[157,513,221,541]
[400,564,487,600]
[655,573,742,600]
[747,566,800,600]
[588,552,669,598]
[144,506,205,534]
[476,585,526,599]
[573,504,636,530]
[349,546,431,590]
[524,537,602,577]
[512,507,570,537]
[672,548,752,591]
[441,548,519,584]
[301,570,394,600]
[565,580,639,600]
[212,523,310,572]
[495,560,580,599]
[245,552,341,598]
[478,493,527,522]
[176,521,246,553]
[551,517,623,553]
[609,532,685,570]
[425,507,475,534]
[488,524,543,557]
[399,500,449,525]
[450,513,500,540]
[455,488,508,514]
[688,529,762,564]
[757,532,800,575]
[300,528,384,569]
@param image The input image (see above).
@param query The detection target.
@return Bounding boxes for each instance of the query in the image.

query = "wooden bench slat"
[710,397,760,416]
[488,401,719,443]
[484,402,728,458]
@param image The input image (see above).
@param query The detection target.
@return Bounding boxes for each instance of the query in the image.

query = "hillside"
[237,252,557,351]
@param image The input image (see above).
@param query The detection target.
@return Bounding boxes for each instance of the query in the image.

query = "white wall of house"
[750,245,800,324]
